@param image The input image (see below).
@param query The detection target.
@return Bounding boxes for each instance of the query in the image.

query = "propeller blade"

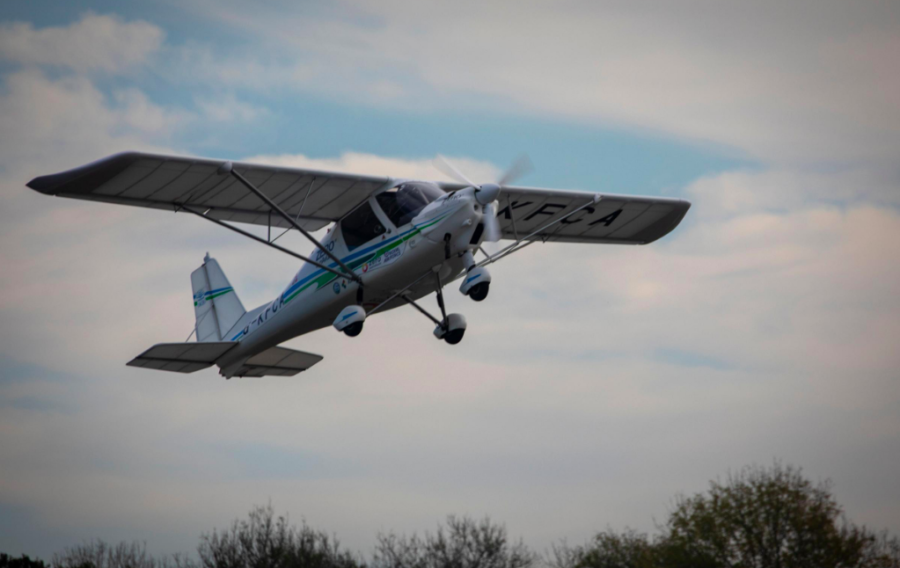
[497,154,533,187]
[434,155,478,187]
[483,201,502,242]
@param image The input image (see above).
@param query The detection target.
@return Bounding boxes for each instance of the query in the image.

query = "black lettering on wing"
[498,200,533,220]
[560,206,595,224]
[524,203,566,221]
[588,209,623,227]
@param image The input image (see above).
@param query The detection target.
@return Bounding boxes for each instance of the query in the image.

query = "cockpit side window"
[341,201,385,250]
[375,182,444,228]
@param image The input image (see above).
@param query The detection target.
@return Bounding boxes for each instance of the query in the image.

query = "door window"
[341,201,386,250]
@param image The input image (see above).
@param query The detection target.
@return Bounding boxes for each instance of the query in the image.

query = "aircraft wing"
[28,151,690,244]
[27,151,392,232]
[444,183,691,245]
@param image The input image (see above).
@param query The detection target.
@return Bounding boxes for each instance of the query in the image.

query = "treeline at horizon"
[3,463,899,568]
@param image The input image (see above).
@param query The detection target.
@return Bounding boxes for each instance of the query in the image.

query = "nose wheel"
[435,313,467,344]
[396,269,468,345]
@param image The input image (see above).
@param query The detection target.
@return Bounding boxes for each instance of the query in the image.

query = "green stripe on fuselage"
[281,213,449,305]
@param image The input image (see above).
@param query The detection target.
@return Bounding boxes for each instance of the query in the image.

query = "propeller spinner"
[434,155,533,244]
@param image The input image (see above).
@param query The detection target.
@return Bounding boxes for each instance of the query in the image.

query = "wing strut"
[478,196,600,267]
[219,162,362,285]
[179,205,353,281]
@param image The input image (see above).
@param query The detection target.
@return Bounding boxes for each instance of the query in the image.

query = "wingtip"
[24,151,141,195]
[26,175,55,193]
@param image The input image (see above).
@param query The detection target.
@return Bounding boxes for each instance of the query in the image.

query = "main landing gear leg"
[434,270,448,322]
[432,269,466,345]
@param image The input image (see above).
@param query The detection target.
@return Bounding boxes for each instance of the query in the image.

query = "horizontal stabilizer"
[230,346,323,377]
[127,342,237,373]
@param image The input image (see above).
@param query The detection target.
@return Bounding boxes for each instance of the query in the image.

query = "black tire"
[343,321,363,337]
[468,282,490,302]
[443,328,465,345]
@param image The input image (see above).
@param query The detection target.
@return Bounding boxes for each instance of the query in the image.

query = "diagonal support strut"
[178,205,352,281]
[219,162,362,284]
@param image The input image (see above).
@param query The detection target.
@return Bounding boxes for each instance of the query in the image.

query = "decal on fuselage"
[314,240,336,263]
[361,244,403,273]
[229,210,451,344]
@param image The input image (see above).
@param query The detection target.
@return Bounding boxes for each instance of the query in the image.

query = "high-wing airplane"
[27,152,690,378]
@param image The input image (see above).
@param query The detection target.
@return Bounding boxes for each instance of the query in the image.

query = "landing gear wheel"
[468,282,490,302]
[443,328,465,345]
[434,313,467,344]
[343,321,363,337]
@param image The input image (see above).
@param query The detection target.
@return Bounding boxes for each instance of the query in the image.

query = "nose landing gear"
[434,313,467,344]
[356,266,471,346]
[394,269,468,345]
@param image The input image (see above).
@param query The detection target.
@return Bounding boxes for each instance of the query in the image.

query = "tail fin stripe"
[191,256,246,342]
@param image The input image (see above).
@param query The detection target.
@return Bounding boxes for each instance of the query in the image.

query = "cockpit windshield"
[375,182,444,228]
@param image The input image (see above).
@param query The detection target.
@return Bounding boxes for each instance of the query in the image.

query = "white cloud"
[244,151,500,182]
[0,70,185,174]
[196,94,270,123]
[194,0,900,167]
[0,13,164,73]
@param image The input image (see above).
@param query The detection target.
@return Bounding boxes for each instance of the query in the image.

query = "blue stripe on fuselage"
[280,215,442,300]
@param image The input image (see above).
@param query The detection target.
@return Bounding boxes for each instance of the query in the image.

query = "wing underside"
[28,151,690,245]
[440,183,691,245]
[27,152,391,232]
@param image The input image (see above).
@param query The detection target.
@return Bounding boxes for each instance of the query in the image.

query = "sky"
[1,0,899,559]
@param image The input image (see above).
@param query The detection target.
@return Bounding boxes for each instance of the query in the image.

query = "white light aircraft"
[28,152,690,377]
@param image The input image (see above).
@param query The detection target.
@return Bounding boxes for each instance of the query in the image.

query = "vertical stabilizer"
[191,254,246,342]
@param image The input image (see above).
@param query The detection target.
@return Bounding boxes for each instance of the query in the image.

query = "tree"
[1,554,48,568]
[659,462,899,568]
[373,516,536,568]
[549,530,657,568]
[197,504,362,568]
[555,463,900,568]
[50,541,194,568]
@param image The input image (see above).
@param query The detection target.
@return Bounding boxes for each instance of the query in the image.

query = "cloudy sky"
[1,0,899,558]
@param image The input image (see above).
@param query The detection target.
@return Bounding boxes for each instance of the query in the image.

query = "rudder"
[191,253,246,342]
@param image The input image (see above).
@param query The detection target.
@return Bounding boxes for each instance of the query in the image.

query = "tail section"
[126,253,325,376]
[191,253,246,342]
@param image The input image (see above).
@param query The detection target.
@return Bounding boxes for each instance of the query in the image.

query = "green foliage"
[550,529,657,568]
[555,463,900,568]
[658,462,900,568]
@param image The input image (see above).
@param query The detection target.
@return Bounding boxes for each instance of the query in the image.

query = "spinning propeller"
[434,155,533,243]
